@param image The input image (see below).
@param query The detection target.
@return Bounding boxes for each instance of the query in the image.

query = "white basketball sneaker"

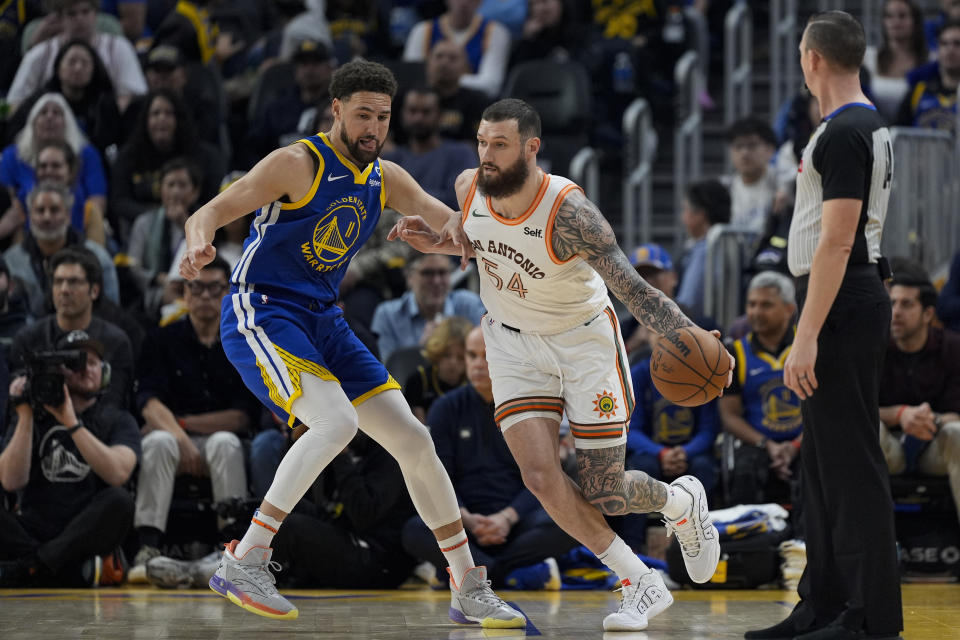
[664,475,720,583]
[448,566,526,628]
[603,570,674,631]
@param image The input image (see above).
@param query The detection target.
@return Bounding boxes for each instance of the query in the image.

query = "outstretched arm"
[381,159,459,232]
[552,189,694,337]
[180,144,315,279]
[384,165,476,267]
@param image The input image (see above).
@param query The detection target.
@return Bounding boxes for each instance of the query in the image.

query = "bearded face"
[476,149,530,199]
[339,124,384,166]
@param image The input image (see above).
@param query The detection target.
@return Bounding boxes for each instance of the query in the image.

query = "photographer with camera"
[10,247,134,410]
[0,330,140,587]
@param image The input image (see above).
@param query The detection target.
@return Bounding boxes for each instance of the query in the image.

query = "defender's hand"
[439,212,474,270]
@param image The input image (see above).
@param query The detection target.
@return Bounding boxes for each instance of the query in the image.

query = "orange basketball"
[650,327,731,407]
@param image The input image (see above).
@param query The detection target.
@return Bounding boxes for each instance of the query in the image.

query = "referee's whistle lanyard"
[822,102,876,121]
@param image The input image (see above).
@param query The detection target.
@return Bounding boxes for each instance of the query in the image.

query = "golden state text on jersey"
[232,133,386,304]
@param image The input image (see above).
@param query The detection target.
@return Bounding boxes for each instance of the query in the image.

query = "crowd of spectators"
[0,0,958,590]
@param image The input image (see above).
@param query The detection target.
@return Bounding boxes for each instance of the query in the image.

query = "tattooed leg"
[576,445,668,516]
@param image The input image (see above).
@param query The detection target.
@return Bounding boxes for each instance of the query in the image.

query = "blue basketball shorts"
[220,288,399,426]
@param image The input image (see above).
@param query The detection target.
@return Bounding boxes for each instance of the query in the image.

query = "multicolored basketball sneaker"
[449,566,526,628]
[209,540,297,620]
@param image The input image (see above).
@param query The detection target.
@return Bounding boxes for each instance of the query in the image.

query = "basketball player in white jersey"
[391,99,730,632]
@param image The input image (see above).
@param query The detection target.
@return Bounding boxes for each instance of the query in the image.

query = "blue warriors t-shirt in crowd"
[729,332,802,442]
[627,358,718,459]
[231,132,386,304]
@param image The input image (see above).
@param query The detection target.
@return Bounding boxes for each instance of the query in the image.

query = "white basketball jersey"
[462,171,610,334]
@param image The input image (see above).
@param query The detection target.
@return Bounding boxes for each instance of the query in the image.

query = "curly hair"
[329,59,398,102]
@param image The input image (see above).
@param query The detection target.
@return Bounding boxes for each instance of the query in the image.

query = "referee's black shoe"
[744,613,816,639]
[792,621,902,640]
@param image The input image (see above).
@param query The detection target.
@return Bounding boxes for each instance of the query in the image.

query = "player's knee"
[374,415,436,468]
[143,430,179,464]
[295,395,359,445]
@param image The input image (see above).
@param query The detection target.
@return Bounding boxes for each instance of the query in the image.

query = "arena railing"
[674,51,703,250]
[817,0,882,47]
[724,1,753,128]
[770,0,798,127]
[884,127,960,275]
[569,146,600,204]
[622,98,656,251]
[703,224,759,332]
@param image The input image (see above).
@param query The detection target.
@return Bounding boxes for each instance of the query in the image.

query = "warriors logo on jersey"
[301,195,368,273]
[758,379,802,435]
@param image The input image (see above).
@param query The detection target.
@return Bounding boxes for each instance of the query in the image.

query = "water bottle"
[612,52,635,94]
[663,7,686,44]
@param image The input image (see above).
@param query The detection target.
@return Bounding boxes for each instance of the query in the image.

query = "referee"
[745,12,902,640]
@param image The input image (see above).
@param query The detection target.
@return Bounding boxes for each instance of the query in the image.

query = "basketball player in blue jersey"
[391,98,733,632]
[177,60,523,628]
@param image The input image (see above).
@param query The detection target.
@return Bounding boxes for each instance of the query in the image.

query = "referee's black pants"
[794,266,902,636]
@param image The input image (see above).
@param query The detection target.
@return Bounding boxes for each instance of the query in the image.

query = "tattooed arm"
[552,189,694,336]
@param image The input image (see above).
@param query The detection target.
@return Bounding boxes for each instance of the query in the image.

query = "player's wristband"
[791,438,802,451]
[895,405,907,424]
[66,420,84,435]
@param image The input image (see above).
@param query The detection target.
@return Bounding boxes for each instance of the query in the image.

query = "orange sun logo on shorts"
[593,390,618,419]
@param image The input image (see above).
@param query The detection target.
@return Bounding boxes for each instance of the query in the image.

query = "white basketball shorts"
[482,304,634,450]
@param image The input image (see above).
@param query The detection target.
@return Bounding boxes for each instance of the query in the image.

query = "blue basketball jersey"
[425,16,491,73]
[732,334,802,442]
[231,132,386,304]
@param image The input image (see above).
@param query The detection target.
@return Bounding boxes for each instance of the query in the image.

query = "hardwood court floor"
[0,584,957,639]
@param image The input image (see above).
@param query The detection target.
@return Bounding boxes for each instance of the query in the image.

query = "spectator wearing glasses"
[131,256,260,580]
[371,254,485,362]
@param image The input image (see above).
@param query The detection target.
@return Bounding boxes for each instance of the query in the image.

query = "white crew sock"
[439,531,475,588]
[660,484,693,521]
[235,510,282,558]
[597,535,649,583]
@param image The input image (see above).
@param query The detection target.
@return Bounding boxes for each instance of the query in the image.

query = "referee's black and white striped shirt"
[788,103,894,277]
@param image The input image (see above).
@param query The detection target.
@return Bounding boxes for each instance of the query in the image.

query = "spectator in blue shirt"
[675,179,731,319]
[626,361,719,497]
[371,253,485,362]
[896,19,960,134]
[401,326,576,589]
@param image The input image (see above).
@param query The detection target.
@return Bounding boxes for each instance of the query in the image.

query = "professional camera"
[22,350,87,409]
